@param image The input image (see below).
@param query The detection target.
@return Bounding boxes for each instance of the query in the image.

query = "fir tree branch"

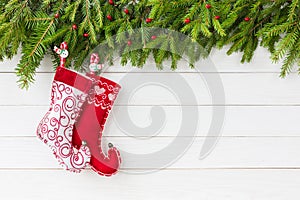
[0,0,299,88]
[27,17,52,21]
[29,20,54,57]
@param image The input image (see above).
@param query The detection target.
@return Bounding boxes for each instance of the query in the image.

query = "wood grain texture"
[0,170,299,200]
[1,48,299,199]
[1,73,300,106]
[1,105,300,137]
[0,137,300,169]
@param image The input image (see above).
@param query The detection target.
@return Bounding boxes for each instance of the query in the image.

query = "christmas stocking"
[36,42,92,172]
[72,53,121,176]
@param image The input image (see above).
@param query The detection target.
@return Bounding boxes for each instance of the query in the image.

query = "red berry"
[205,4,211,9]
[151,35,157,40]
[72,24,78,30]
[108,0,114,5]
[83,33,89,37]
[54,13,59,18]
[127,40,132,46]
[124,8,129,14]
[107,15,113,21]
[146,18,152,23]
[184,18,191,24]
[215,16,220,20]
[244,17,250,21]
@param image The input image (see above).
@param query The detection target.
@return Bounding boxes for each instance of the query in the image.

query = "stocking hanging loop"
[89,53,103,74]
[54,42,69,68]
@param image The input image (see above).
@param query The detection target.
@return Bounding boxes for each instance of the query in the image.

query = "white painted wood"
[0,170,299,200]
[0,46,292,73]
[1,73,300,106]
[1,46,300,199]
[2,105,300,137]
[1,137,300,169]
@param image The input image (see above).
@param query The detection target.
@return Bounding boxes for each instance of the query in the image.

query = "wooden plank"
[1,73,300,105]
[1,137,300,169]
[0,169,299,199]
[0,46,291,73]
[1,105,300,137]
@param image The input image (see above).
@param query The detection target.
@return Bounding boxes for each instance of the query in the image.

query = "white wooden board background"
[0,46,300,199]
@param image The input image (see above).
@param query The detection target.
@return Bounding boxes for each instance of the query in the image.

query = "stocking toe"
[91,147,121,176]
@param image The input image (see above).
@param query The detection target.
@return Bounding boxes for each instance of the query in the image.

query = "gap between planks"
[2,167,300,171]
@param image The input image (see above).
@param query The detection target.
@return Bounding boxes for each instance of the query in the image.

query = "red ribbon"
[90,53,100,64]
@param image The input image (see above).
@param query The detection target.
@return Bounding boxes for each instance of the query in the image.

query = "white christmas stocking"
[36,42,93,172]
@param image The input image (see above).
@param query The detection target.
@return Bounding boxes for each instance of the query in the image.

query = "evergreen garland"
[0,0,299,88]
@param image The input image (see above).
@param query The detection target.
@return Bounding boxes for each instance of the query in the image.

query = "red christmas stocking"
[72,55,121,176]
[37,42,93,172]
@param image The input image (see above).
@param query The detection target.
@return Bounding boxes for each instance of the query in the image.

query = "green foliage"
[0,0,299,88]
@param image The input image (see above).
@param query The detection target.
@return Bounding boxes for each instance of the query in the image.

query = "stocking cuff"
[88,73,121,90]
[55,67,93,93]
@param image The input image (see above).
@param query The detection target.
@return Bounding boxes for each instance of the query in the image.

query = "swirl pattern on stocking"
[37,80,91,172]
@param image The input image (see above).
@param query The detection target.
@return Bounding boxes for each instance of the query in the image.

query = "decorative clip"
[89,53,103,74]
[54,42,69,67]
